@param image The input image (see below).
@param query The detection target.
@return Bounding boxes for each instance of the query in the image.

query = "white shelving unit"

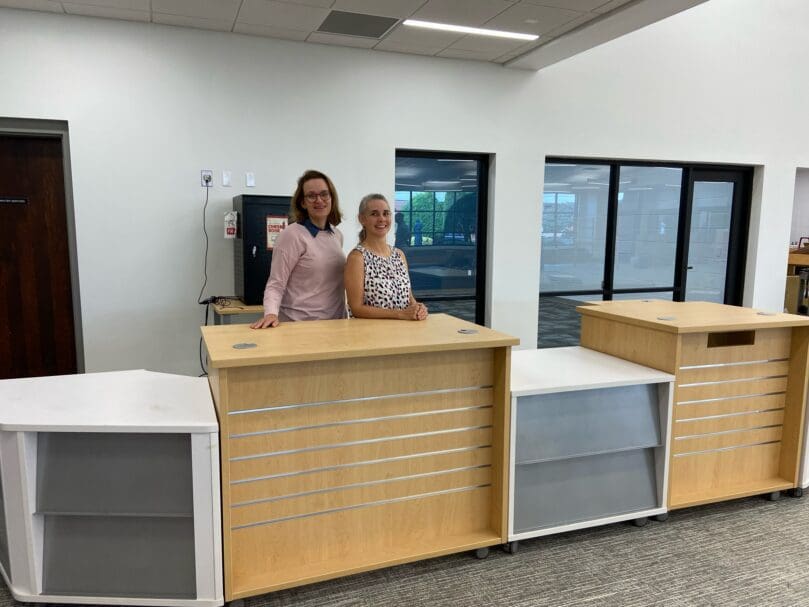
[0,370,223,606]
[508,347,674,548]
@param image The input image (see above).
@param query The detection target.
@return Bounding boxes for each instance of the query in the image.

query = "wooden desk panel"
[579,301,809,510]
[204,315,517,600]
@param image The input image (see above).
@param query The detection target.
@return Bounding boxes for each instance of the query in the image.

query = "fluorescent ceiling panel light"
[543,182,569,187]
[424,180,461,186]
[403,19,539,41]
[571,186,600,190]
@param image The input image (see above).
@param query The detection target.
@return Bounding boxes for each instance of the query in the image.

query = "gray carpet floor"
[4,494,809,607]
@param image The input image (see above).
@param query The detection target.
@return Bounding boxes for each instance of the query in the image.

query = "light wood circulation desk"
[201,314,518,600]
[578,300,809,510]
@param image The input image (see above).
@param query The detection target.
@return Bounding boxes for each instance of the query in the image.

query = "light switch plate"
[222,170,232,187]
[246,172,255,187]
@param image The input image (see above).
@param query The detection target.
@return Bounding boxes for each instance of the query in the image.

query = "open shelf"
[513,448,659,533]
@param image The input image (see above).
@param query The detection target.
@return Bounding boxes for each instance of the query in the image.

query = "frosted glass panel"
[614,166,682,289]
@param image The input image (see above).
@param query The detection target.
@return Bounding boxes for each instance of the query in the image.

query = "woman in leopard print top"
[345,194,428,321]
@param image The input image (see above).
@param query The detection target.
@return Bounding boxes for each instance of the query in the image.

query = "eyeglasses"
[304,191,332,203]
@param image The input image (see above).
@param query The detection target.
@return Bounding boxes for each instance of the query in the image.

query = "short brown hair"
[290,170,342,226]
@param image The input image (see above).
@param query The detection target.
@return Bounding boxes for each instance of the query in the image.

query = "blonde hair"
[357,193,389,243]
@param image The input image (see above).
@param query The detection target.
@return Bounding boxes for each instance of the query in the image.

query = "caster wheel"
[503,541,519,555]
[474,547,490,559]
[791,487,804,498]
[653,513,669,522]
[766,491,782,502]
[632,517,648,527]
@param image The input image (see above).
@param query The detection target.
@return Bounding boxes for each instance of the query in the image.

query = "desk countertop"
[0,369,218,433]
[577,300,809,334]
[511,346,674,396]
[201,313,519,369]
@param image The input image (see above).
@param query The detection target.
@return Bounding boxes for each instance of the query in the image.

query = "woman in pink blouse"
[250,170,347,329]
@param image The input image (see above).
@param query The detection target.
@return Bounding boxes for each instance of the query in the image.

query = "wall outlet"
[201,170,213,187]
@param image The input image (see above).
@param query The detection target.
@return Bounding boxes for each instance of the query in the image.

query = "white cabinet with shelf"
[0,370,223,606]
[509,347,674,543]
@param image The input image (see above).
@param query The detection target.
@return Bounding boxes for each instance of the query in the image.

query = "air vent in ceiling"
[317,11,399,39]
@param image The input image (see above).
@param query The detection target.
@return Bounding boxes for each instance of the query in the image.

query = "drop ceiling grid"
[0,0,641,65]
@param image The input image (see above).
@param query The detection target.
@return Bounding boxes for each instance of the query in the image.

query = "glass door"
[681,170,749,304]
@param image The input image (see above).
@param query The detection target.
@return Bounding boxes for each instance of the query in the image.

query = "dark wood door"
[0,135,77,379]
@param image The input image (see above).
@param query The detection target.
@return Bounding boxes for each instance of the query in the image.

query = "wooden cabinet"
[509,347,673,541]
[578,300,809,509]
[202,314,517,601]
[0,370,223,606]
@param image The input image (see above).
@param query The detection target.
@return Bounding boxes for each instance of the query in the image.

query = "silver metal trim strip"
[231,483,492,530]
[674,424,782,440]
[230,405,493,439]
[676,407,784,423]
[673,440,781,457]
[676,391,785,406]
[228,385,493,416]
[677,375,787,388]
[232,464,492,507]
[231,444,492,485]
[229,425,493,462]
[679,358,788,371]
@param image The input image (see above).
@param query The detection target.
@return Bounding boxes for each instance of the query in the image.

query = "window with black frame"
[395,151,488,324]
[538,159,751,349]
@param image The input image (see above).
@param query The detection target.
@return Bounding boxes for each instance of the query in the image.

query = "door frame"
[395,149,490,326]
[0,118,84,372]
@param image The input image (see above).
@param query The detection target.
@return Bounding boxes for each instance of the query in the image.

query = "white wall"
[790,169,809,245]
[1,0,807,375]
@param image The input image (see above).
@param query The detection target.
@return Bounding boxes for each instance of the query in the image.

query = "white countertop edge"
[511,376,674,397]
[0,423,219,433]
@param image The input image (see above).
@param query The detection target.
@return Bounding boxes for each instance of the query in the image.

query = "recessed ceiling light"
[403,19,539,41]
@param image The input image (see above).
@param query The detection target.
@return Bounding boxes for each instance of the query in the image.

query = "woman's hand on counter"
[251,314,279,329]
[398,302,428,321]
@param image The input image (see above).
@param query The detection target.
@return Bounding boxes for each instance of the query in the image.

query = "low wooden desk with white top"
[577,300,809,509]
[201,314,518,601]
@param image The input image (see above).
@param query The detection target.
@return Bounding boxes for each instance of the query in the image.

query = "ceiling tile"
[521,0,607,11]
[485,2,580,35]
[592,0,633,14]
[380,23,462,48]
[63,2,149,21]
[271,0,334,7]
[153,12,233,31]
[375,44,439,56]
[541,12,593,38]
[0,0,63,12]
[307,31,377,47]
[237,0,329,30]
[437,47,502,61]
[331,0,425,19]
[152,0,240,21]
[411,0,515,28]
[62,0,148,9]
[233,21,309,40]
[447,33,526,53]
